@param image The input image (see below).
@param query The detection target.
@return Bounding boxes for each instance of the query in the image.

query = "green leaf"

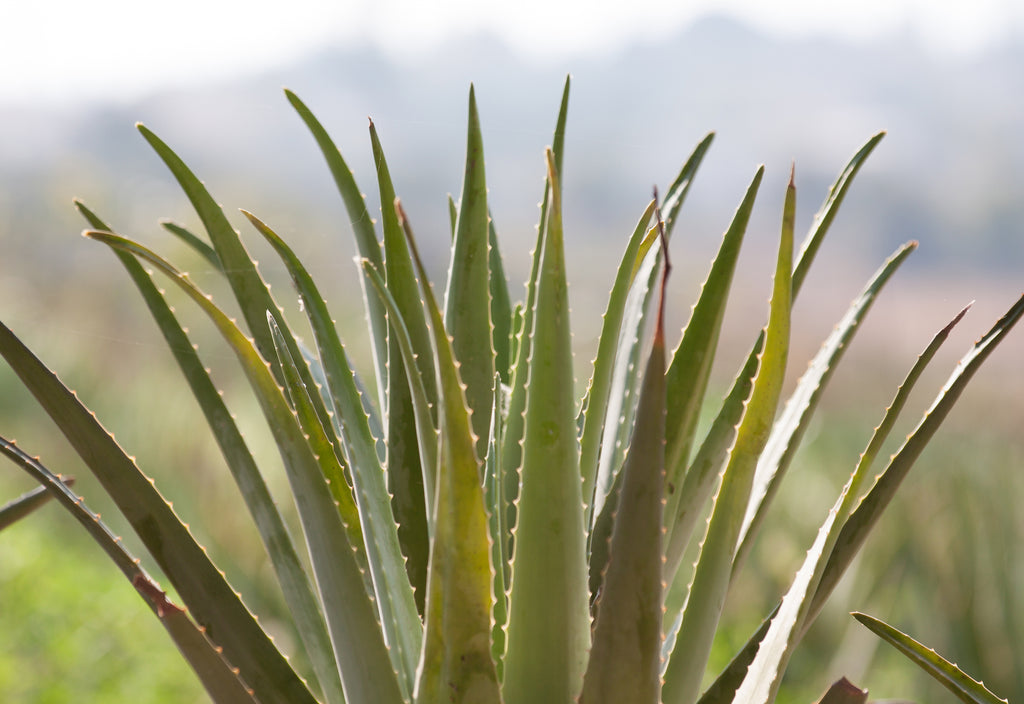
[732,240,918,573]
[0,481,72,531]
[792,132,885,294]
[590,136,716,535]
[160,220,222,272]
[483,374,509,681]
[361,261,439,538]
[0,319,319,704]
[665,134,884,585]
[368,120,434,615]
[817,293,1024,618]
[82,231,406,704]
[503,150,591,704]
[488,215,514,385]
[0,438,260,704]
[500,75,571,508]
[661,168,793,704]
[394,202,501,704]
[579,219,669,704]
[700,300,970,704]
[285,88,389,413]
[75,199,346,704]
[137,126,344,480]
[578,199,656,520]
[445,84,495,459]
[216,212,425,698]
[661,132,715,238]
[853,612,1009,704]
[661,167,763,558]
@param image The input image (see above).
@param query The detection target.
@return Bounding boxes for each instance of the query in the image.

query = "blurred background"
[1,1,1022,701]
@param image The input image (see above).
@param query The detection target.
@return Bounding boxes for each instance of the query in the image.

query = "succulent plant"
[1,76,1019,704]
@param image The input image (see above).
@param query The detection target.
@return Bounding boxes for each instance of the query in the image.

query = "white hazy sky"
[2,0,1022,106]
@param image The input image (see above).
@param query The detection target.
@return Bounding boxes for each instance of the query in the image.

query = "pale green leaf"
[503,150,591,704]
[444,84,495,459]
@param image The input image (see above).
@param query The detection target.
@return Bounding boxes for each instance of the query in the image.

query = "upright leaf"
[445,85,495,459]
[579,213,669,704]
[503,150,591,704]
[732,240,918,572]
[241,212,423,696]
[662,167,763,548]
[395,203,501,704]
[500,75,571,502]
[370,120,434,613]
[578,199,656,519]
[661,169,793,704]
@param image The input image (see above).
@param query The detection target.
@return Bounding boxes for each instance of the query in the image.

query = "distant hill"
[2,15,1022,280]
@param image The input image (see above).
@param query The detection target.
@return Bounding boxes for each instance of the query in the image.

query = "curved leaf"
[0,438,259,704]
[82,231,406,704]
[0,319,318,704]
[285,88,389,412]
[76,199,345,704]
[854,612,1009,704]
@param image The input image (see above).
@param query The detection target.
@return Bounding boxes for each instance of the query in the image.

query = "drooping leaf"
[0,319,319,704]
[853,612,1009,704]
[0,438,260,704]
[503,150,591,704]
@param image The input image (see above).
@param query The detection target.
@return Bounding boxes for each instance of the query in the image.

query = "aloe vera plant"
[2,77,1020,704]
